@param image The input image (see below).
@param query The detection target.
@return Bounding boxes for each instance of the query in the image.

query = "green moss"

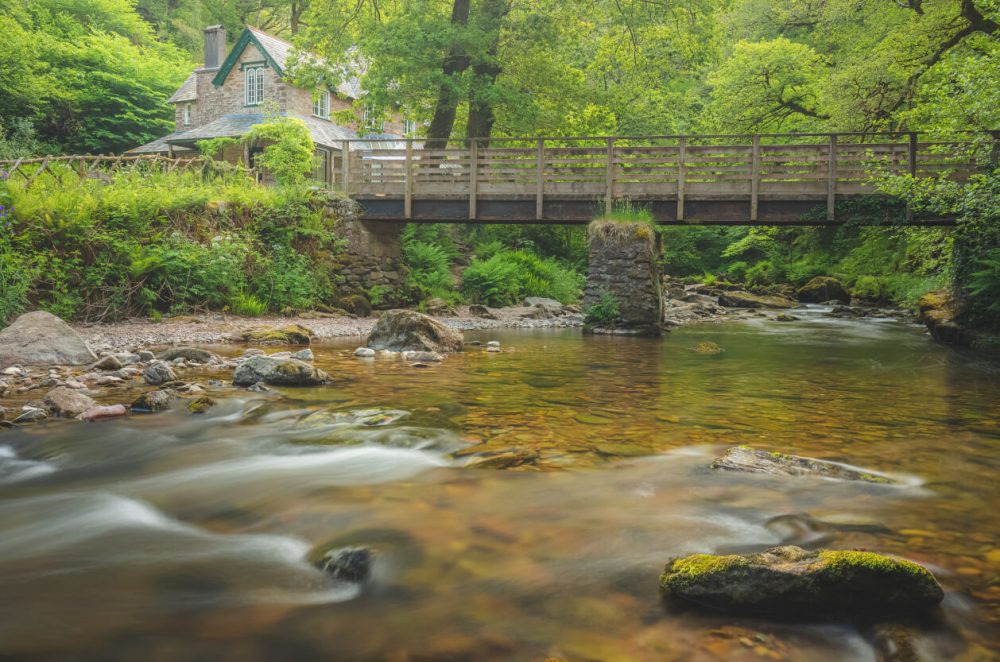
[661,553,749,589]
[186,397,216,414]
[693,341,724,355]
[817,550,931,578]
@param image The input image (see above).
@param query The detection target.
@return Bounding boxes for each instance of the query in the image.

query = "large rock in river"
[660,546,944,617]
[43,386,97,418]
[233,355,330,387]
[0,311,97,366]
[797,277,849,304]
[365,310,463,353]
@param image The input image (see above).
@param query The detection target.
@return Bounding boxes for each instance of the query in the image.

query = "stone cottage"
[128,25,414,184]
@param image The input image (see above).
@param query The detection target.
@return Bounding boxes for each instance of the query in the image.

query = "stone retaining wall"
[322,197,407,296]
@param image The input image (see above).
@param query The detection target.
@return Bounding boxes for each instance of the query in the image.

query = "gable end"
[211,29,284,87]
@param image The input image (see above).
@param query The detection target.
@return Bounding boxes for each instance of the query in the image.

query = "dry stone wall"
[322,197,406,295]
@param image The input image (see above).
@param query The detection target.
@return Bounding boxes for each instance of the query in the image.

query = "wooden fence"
[0,155,201,189]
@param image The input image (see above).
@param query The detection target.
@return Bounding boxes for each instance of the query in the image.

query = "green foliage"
[460,249,582,306]
[584,291,620,328]
[198,137,241,158]
[243,116,316,188]
[404,240,455,300]
[966,249,1000,325]
[3,167,343,321]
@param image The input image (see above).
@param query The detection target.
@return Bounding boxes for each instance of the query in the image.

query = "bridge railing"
[340,131,995,221]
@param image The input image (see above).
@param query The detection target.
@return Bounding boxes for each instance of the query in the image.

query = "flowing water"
[1,308,999,661]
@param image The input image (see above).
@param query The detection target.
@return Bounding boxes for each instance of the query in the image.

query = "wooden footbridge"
[343,132,996,225]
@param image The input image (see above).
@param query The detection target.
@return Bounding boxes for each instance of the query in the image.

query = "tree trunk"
[464,0,510,145]
[425,0,472,149]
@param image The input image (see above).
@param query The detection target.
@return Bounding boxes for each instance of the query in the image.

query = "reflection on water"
[0,311,998,660]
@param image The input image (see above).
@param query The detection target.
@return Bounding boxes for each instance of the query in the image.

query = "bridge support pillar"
[583,220,664,337]
[323,197,406,303]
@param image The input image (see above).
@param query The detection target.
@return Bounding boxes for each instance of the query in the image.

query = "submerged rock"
[401,350,444,362]
[232,355,330,387]
[465,449,539,469]
[366,310,464,353]
[239,324,313,345]
[711,446,897,484]
[797,277,849,304]
[43,386,96,418]
[693,341,724,355]
[659,546,943,617]
[311,546,374,583]
[157,347,220,364]
[0,311,97,366]
[354,347,376,358]
[186,396,216,414]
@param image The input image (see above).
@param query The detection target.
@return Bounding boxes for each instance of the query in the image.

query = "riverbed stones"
[91,355,123,371]
[717,291,797,309]
[43,386,97,418]
[401,350,444,362]
[232,355,330,387]
[711,446,896,484]
[465,449,539,469]
[131,389,177,413]
[156,347,220,364]
[143,362,178,386]
[659,546,944,617]
[583,220,663,336]
[365,310,464,353]
[354,347,376,358]
[0,311,98,366]
[797,277,849,304]
[77,404,128,422]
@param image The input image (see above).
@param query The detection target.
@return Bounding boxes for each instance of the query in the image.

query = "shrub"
[242,116,316,188]
[229,292,268,316]
[461,249,583,306]
[404,240,453,295]
[584,291,619,328]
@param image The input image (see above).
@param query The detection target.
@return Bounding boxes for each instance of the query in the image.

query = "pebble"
[2,367,25,377]
[354,347,376,358]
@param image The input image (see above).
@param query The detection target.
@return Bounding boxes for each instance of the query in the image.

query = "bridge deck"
[342,133,992,225]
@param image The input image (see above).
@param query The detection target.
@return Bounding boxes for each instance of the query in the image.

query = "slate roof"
[154,113,365,151]
[167,73,198,104]
[125,131,198,155]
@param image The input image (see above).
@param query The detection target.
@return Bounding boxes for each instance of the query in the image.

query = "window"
[312,90,331,119]
[362,105,385,133]
[244,67,265,106]
[403,119,417,136]
[182,104,191,126]
[313,148,329,183]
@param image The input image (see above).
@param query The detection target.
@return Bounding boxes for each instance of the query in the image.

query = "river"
[1,308,998,660]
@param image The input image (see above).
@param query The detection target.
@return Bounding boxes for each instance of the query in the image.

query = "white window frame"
[312,90,331,119]
[182,104,191,126]
[244,67,265,106]
[362,104,372,129]
[403,119,417,136]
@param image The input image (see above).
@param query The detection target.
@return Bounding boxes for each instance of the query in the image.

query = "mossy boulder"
[717,291,797,309]
[366,310,463,353]
[660,546,943,617]
[797,277,849,304]
[338,294,372,317]
[186,396,217,414]
[239,324,313,345]
[232,355,330,387]
[711,446,896,484]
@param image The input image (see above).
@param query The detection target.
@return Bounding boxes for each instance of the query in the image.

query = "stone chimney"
[203,26,227,69]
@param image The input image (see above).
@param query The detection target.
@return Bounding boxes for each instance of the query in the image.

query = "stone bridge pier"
[583,220,664,336]
[324,198,406,296]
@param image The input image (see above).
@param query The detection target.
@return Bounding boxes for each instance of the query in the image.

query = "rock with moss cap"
[660,546,943,617]
[239,324,313,345]
[797,277,849,304]
[366,310,463,353]
[233,355,330,387]
[711,446,897,484]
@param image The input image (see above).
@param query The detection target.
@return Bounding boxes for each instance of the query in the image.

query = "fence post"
[404,138,413,220]
[605,137,615,216]
[827,134,837,222]
[342,140,350,191]
[536,138,545,220]
[750,134,760,222]
[469,138,479,220]
[677,136,686,222]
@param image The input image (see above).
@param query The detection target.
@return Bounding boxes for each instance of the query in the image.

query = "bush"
[460,249,583,306]
[584,291,619,328]
[404,240,454,298]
